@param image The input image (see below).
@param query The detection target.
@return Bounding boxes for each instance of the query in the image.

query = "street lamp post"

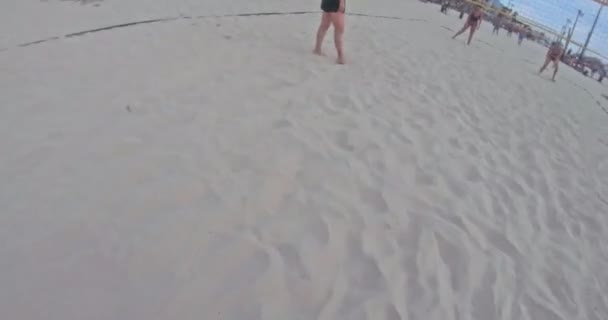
[564,10,583,54]
[560,19,572,41]
[579,3,604,60]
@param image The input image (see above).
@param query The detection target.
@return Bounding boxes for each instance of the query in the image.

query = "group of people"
[453,5,535,45]
[451,5,562,81]
[497,19,534,45]
[313,0,563,81]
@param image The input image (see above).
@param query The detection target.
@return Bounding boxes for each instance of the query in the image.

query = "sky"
[510,0,608,58]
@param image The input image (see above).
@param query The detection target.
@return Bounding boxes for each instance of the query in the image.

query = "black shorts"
[321,0,342,13]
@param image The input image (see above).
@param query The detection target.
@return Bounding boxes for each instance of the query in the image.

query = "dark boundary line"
[13,11,425,49]
[15,17,178,47]
[19,37,61,47]
[64,18,177,38]
[218,11,314,17]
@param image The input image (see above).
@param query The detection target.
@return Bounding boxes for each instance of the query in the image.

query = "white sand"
[2,0,608,319]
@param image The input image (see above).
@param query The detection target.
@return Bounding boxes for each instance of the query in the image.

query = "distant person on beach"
[440,1,449,14]
[492,15,501,35]
[452,5,483,45]
[456,0,466,19]
[313,0,346,64]
[459,4,466,19]
[517,26,526,45]
[539,42,563,81]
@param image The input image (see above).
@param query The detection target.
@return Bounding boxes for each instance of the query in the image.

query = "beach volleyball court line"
[19,37,62,47]
[64,18,178,38]
[11,11,427,50]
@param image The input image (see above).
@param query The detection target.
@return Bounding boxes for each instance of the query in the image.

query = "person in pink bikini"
[539,41,564,81]
[452,5,483,45]
[313,0,346,64]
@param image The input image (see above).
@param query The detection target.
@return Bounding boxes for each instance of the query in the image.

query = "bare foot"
[336,56,345,64]
[313,48,324,56]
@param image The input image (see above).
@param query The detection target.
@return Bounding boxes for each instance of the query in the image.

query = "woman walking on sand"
[539,41,563,82]
[452,5,483,45]
[517,26,526,45]
[313,0,346,64]
[492,14,502,35]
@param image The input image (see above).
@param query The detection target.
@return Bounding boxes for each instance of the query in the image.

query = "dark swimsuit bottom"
[468,14,481,25]
[321,0,343,13]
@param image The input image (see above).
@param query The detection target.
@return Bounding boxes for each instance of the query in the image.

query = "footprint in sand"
[471,268,497,320]
[504,176,526,197]
[334,130,355,152]
[358,184,389,213]
[276,243,309,280]
[483,152,496,168]
[415,169,437,187]
[384,303,402,320]
[272,119,292,129]
[434,232,469,292]
[442,171,468,198]
[545,272,577,314]
[466,143,479,157]
[522,295,566,320]
[344,235,386,292]
[464,165,482,183]
[484,228,522,261]
[557,191,574,214]
[449,137,462,150]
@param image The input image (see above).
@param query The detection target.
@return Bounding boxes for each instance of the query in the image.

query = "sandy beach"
[1,0,608,319]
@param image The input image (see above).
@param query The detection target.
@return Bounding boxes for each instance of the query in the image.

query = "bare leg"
[467,26,476,45]
[539,56,550,74]
[552,60,559,81]
[331,13,345,64]
[314,13,331,55]
[452,24,469,39]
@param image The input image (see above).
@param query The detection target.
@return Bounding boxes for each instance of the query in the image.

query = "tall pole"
[564,10,582,54]
[580,4,603,59]
[560,19,571,41]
